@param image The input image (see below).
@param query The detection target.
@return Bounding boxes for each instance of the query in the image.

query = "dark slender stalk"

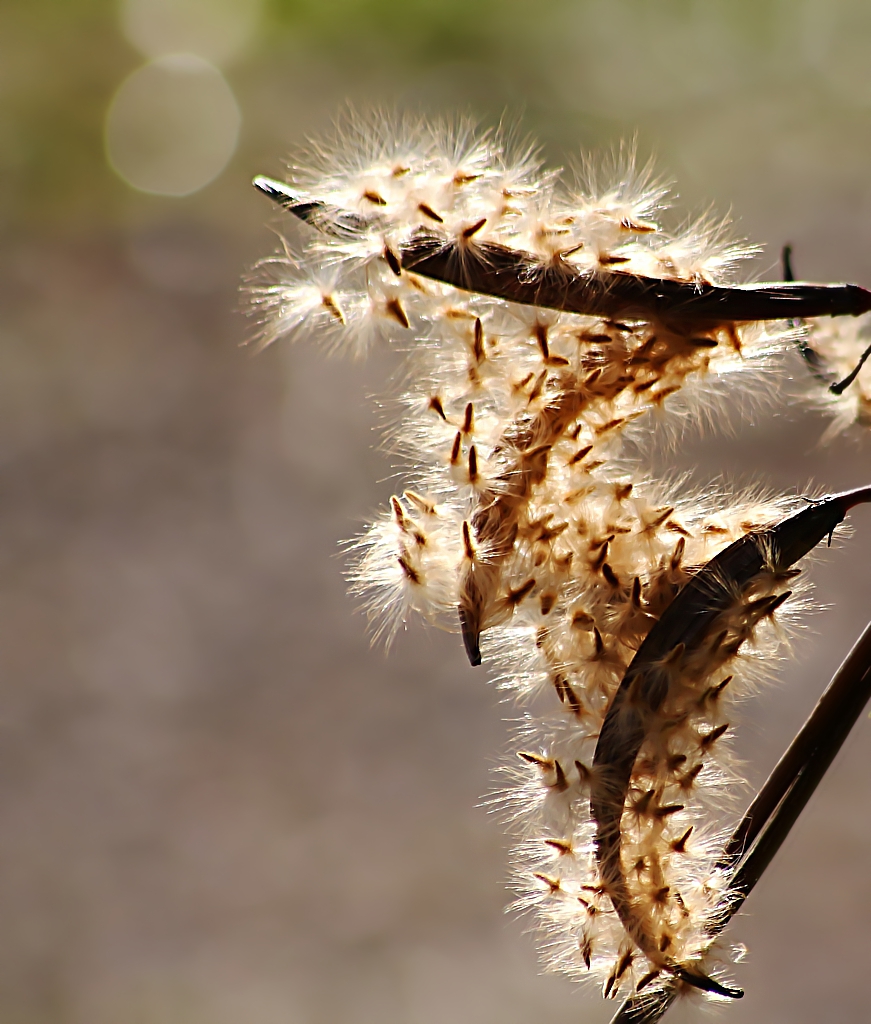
[728,619,871,900]
[609,618,871,1024]
[719,619,871,869]
[830,340,871,394]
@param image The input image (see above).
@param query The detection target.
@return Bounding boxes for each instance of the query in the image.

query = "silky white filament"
[248,112,862,1003]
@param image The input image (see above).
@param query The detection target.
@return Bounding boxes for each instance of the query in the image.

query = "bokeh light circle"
[105,54,241,197]
[120,0,262,67]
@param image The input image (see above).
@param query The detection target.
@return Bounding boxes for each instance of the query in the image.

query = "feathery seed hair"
[248,113,871,1006]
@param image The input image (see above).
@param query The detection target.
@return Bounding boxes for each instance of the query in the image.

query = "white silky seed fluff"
[248,114,848,1002]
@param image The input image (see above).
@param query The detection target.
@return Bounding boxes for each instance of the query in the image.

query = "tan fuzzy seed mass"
[248,114,862,1001]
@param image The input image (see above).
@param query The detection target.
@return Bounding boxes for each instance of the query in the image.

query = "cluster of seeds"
[249,115,863,1002]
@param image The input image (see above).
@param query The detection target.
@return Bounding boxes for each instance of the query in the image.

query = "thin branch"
[830,340,871,394]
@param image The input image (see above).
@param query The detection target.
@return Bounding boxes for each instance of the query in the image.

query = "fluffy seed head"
[248,113,856,1002]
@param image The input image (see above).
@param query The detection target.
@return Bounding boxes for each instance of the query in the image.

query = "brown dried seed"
[518,751,552,768]
[648,506,675,531]
[679,763,704,790]
[725,323,742,351]
[404,490,435,516]
[507,579,536,605]
[602,563,620,588]
[671,826,693,853]
[599,253,632,266]
[700,722,730,750]
[554,675,583,715]
[512,371,534,393]
[385,297,409,328]
[591,539,611,571]
[450,431,462,464]
[383,245,402,277]
[746,590,791,619]
[473,318,485,363]
[461,217,487,239]
[462,520,475,560]
[552,760,569,791]
[362,190,387,205]
[572,609,594,629]
[397,554,420,583]
[666,519,692,537]
[635,970,661,993]
[533,322,549,359]
[428,395,447,420]
[321,294,345,323]
[654,802,685,819]
[528,369,547,401]
[544,838,573,855]
[713,674,733,697]
[468,445,478,482]
[390,495,406,525]
[581,938,593,970]
[461,402,474,435]
[569,445,593,466]
[620,216,657,233]
[633,789,655,815]
[615,949,634,980]
[597,417,625,435]
[417,202,444,223]
[652,384,680,404]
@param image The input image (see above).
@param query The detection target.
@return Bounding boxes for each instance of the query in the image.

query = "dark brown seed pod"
[253,178,871,323]
[589,485,871,996]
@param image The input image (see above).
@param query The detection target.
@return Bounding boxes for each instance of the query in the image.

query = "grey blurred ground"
[3,3,871,1022]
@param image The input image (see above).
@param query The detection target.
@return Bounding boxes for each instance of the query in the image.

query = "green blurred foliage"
[4,0,871,259]
[0,0,132,228]
[267,0,522,64]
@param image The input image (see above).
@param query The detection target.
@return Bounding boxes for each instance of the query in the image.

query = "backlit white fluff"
[248,114,853,1004]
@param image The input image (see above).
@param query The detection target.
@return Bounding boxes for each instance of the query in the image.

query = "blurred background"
[3,1,871,1022]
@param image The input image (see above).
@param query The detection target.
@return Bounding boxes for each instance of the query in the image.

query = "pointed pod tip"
[459,607,483,666]
[253,175,293,202]
[464,638,483,667]
[252,176,328,227]
[674,967,743,1000]
[835,483,871,513]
